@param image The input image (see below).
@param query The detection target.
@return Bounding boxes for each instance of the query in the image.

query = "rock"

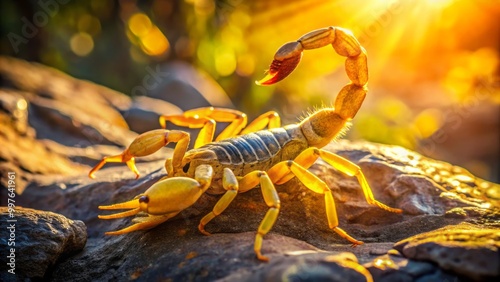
[0,56,131,128]
[52,232,324,281]
[29,95,137,147]
[146,61,234,110]
[0,57,143,193]
[225,252,373,282]
[393,223,500,281]
[0,207,87,280]
[418,102,500,182]
[0,90,32,136]
[2,57,499,281]
[365,251,462,282]
[10,139,499,281]
[123,95,182,133]
[0,95,88,194]
[0,55,140,151]
[324,141,500,214]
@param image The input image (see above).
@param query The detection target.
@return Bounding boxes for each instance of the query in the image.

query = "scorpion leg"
[159,114,215,148]
[99,165,213,235]
[235,170,280,261]
[239,171,280,261]
[198,168,239,235]
[312,149,402,214]
[273,147,402,213]
[240,111,281,135]
[161,107,247,145]
[160,107,281,144]
[89,129,189,179]
[267,160,363,246]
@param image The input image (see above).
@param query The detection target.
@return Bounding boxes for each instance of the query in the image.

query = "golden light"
[424,0,455,9]
[70,32,94,56]
[194,0,215,16]
[240,0,497,180]
[78,14,101,36]
[215,47,237,76]
[128,13,152,37]
[16,99,27,111]
[140,26,170,56]
[467,48,498,77]
[236,54,255,77]
[413,109,442,138]
[442,48,498,102]
[127,13,170,57]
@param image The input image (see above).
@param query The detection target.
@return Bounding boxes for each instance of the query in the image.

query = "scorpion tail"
[257,42,303,85]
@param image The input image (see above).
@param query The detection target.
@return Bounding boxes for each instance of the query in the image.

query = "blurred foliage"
[0,0,498,181]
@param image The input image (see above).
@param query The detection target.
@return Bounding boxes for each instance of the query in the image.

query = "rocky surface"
[393,223,500,280]
[145,61,234,111]
[1,57,499,281]
[365,250,460,282]
[123,95,182,133]
[0,207,87,280]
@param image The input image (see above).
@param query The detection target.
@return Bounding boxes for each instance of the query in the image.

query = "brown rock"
[393,223,500,280]
[2,57,499,281]
[324,140,500,214]
[11,140,498,281]
[0,207,87,280]
[365,252,461,281]
[0,56,131,127]
[0,57,144,193]
[146,61,234,110]
[29,95,137,147]
[0,106,88,194]
[224,252,373,282]
[123,95,182,133]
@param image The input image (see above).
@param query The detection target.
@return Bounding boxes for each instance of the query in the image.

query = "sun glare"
[425,0,455,9]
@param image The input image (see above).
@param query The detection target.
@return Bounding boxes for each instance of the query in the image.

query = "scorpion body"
[90,26,402,261]
[183,124,309,192]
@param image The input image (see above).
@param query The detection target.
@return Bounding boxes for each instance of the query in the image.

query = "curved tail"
[257,26,368,121]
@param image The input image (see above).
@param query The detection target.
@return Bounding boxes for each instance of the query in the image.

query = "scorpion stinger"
[91,26,402,262]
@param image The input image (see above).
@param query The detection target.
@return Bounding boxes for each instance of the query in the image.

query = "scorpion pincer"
[90,26,403,261]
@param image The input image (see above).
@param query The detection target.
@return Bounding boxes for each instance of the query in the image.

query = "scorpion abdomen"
[188,124,308,177]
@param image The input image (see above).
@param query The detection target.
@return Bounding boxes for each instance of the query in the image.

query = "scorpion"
[90,26,402,261]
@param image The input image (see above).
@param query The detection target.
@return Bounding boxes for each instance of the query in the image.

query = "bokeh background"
[0,0,498,182]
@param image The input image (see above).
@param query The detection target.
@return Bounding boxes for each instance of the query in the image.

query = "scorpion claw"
[257,42,303,85]
[99,168,213,235]
[98,208,141,220]
[98,198,141,219]
[99,198,141,211]
[89,130,172,179]
[103,214,175,235]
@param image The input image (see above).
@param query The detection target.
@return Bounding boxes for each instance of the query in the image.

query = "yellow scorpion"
[90,26,402,261]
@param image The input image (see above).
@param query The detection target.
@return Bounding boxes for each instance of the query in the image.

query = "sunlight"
[127,12,170,57]
[425,0,455,9]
